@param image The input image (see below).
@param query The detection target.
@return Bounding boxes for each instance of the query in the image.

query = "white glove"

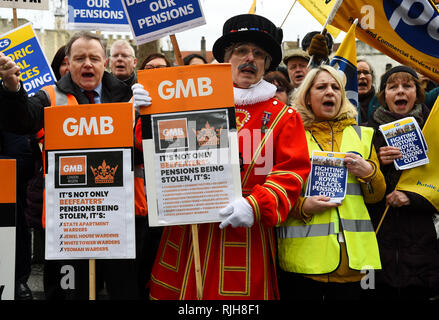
[219,197,254,229]
[132,83,152,112]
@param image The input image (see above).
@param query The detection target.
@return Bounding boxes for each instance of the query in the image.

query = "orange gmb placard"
[44,103,133,150]
[137,63,234,115]
[0,160,16,203]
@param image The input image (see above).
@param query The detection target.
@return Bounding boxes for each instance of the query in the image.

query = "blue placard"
[306,151,348,203]
[122,0,206,45]
[387,126,428,169]
[67,0,129,31]
[0,23,55,97]
[379,117,429,170]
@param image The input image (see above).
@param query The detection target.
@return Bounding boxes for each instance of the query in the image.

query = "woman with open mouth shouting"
[366,65,439,300]
[277,65,385,301]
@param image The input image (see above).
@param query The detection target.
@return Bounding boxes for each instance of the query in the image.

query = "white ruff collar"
[233,79,276,106]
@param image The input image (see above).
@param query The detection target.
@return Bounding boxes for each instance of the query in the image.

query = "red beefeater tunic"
[148,82,311,300]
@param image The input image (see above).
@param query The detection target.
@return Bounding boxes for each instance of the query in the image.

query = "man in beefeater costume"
[147,14,311,300]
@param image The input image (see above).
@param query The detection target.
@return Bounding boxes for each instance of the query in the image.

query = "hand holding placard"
[303,195,341,216]
[0,52,20,92]
[219,197,254,229]
[132,83,152,112]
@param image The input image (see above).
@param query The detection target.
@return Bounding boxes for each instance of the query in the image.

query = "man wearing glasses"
[108,40,138,87]
[135,14,311,300]
[357,59,379,125]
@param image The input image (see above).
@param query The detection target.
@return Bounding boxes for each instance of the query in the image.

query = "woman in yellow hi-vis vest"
[277,65,386,300]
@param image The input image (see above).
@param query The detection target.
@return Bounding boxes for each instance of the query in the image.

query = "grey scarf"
[372,104,426,127]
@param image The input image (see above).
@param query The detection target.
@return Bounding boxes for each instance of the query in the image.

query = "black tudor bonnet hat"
[379,65,419,91]
[212,14,283,70]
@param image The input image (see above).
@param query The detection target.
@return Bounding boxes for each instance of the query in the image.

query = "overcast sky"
[0,0,346,52]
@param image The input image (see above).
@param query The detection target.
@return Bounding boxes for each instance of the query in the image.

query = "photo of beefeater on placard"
[192,110,229,150]
[153,109,229,154]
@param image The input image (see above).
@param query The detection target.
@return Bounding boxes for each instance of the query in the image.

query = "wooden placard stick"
[375,205,390,235]
[89,259,96,300]
[170,33,201,299]
[170,34,184,66]
[13,8,18,28]
[191,224,203,300]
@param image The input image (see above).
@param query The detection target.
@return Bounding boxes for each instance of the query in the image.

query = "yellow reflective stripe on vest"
[277,222,336,238]
[340,218,374,232]
[277,217,373,239]
[346,183,361,195]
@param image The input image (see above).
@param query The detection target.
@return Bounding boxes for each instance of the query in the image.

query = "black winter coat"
[367,104,439,294]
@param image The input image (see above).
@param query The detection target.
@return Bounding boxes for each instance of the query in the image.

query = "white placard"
[45,148,135,260]
[0,0,48,10]
[144,108,241,226]
[0,227,15,300]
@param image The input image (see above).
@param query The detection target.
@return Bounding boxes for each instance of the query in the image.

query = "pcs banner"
[330,0,439,83]
[297,0,341,38]
[0,23,55,96]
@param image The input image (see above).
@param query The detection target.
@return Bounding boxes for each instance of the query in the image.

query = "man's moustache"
[238,63,258,73]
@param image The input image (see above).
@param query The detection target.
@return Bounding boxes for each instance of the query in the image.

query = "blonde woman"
[277,65,386,300]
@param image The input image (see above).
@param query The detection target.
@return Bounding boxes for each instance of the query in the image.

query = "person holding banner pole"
[282,34,331,103]
[302,31,333,66]
[133,14,311,300]
[277,65,386,300]
[366,65,439,300]
[0,31,147,300]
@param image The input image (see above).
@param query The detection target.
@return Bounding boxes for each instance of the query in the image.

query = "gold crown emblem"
[90,160,118,184]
